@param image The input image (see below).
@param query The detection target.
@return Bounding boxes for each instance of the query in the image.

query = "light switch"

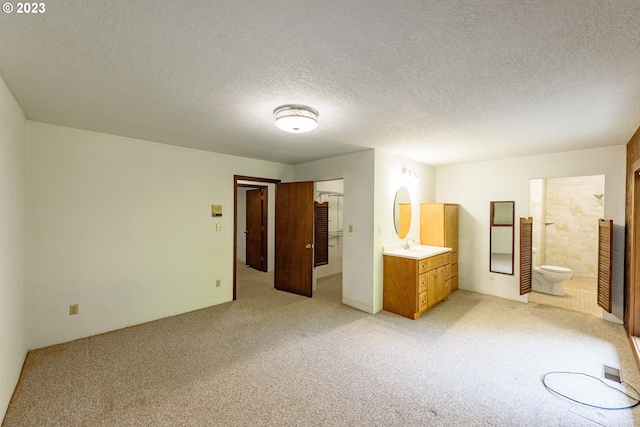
[216,223,221,231]
[211,205,222,217]
[349,224,354,233]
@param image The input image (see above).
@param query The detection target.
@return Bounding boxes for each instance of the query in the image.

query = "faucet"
[404,238,415,249]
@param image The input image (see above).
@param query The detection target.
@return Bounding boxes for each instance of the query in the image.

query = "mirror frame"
[490,201,515,275]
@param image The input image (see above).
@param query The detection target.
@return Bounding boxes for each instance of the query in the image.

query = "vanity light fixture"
[401,167,418,179]
[274,105,318,133]
[400,166,418,188]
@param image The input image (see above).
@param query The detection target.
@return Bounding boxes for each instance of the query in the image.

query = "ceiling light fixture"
[274,105,318,133]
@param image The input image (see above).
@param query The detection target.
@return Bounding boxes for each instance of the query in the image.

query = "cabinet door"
[427,269,437,309]
[418,291,428,313]
[444,204,458,251]
[435,266,445,303]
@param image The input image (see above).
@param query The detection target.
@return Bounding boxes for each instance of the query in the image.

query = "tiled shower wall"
[544,175,604,278]
[530,179,545,266]
[531,175,604,278]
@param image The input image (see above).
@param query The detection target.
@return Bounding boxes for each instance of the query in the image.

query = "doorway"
[233,176,316,300]
[528,175,604,316]
[315,179,344,278]
[234,175,280,300]
[314,179,344,301]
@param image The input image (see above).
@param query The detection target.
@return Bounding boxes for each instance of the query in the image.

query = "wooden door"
[598,219,613,313]
[520,217,533,295]
[275,181,314,297]
[246,188,266,272]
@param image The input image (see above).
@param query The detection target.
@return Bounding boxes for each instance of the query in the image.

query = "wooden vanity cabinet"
[421,203,459,292]
[383,253,451,320]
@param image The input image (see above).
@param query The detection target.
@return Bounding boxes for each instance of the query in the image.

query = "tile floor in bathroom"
[529,276,601,317]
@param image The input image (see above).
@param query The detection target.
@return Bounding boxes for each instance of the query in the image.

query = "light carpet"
[3,265,640,426]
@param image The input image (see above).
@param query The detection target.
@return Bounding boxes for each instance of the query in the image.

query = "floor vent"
[603,364,622,383]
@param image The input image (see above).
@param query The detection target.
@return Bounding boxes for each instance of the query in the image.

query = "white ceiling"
[1,1,640,165]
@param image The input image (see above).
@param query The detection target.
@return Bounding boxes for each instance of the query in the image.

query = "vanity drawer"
[418,273,428,293]
[418,291,428,312]
[444,252,451,264]
[445,264,452,280]
[451,251,458,264]
[418,259,429,274]
[429,254,444,270]
[421,254,444,272]
[451,263,458,278]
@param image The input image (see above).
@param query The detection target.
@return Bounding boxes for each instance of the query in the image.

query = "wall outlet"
[216,279,221,287]
[349,224,354,233]
[69,304,79,315]
[216,223,221,231]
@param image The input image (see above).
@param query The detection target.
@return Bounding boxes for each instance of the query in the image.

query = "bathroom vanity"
[383,246,453,320]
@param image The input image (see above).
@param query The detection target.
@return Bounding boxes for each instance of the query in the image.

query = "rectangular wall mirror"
[490,201,514,275]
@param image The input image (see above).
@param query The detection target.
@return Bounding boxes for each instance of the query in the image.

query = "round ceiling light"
[274,105,318,133]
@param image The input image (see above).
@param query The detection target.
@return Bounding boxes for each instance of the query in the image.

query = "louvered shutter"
[314,202,329,267]
[520,217,533,295]
[597,219,613,312]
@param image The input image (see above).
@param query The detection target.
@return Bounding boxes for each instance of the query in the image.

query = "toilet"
[531,248,572,296]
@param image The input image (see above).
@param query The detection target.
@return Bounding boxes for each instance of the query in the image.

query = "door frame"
[233,175,281,300]
[629,168,640,334]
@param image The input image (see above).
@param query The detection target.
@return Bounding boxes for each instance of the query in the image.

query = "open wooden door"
[275,181,314,297]
[246,188,267,272]
[598,219,613,313]
[520,217,533,295]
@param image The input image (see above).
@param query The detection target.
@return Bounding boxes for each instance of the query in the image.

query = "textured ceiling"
[1,1,639,165]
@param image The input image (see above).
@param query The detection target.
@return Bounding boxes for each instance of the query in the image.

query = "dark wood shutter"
[598,219,613,312]
[314,202,329,267]
[519,217,533,295]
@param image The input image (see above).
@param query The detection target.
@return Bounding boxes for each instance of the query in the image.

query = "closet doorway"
[314,179,344,294]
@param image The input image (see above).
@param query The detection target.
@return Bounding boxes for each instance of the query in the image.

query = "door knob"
[306,244,313,249]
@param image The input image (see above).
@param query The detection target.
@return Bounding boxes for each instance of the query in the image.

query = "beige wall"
[294,151,377,313]
[27,122,294,349]
[0,76,27,421]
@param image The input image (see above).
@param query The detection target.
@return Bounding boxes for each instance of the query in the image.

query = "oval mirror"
[393,187,412,239]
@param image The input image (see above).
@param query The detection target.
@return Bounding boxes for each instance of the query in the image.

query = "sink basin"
[384,245,451,260]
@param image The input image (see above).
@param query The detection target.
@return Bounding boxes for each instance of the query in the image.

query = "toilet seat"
[540,265,571,274]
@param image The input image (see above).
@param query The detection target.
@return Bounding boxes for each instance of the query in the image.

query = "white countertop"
[383,244,452,260]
